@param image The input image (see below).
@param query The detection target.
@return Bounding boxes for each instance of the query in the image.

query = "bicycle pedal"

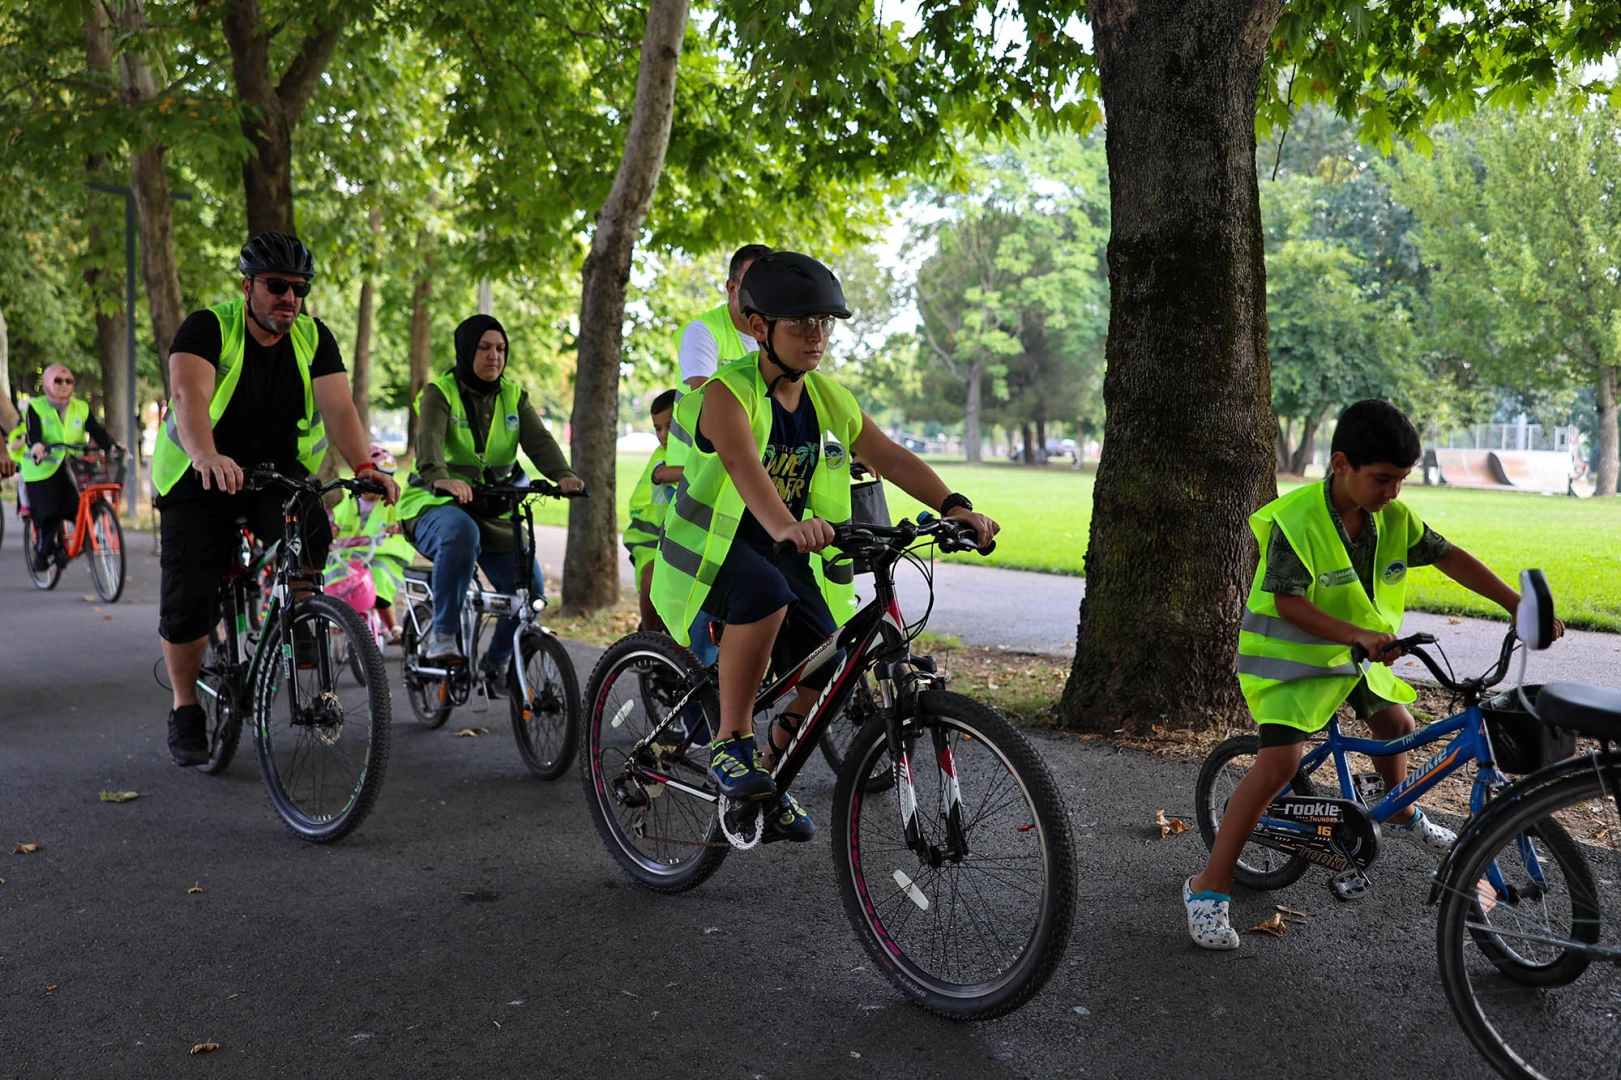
[1352,772,1386,802]
[1329,869,1373,902]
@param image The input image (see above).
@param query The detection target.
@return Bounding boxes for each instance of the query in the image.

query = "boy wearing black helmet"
[652,251,998,840]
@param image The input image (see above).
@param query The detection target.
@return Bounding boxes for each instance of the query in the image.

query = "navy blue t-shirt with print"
[697,392,821,548]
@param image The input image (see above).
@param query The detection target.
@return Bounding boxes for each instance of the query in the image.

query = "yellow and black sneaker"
[707,733,776,801]
[762,792,815,844]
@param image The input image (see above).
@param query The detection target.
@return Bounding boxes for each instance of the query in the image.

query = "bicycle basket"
[848,478,891,575]
[1482,685,1576,774]
[68,447,127,490]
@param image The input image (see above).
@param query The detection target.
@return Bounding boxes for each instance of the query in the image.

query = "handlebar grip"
[1350,643,1369,664]
[978,540,996,556]
[353,478,386,496]
[773,539,800,556]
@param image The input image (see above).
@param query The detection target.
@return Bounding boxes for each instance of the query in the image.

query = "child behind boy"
[1184,399,1563,949]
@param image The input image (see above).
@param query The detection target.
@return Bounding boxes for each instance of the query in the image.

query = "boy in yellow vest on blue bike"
[1184,399,1557,950]
[651,252,998,841]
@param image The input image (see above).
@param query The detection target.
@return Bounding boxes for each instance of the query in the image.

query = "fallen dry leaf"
[1250,913,1288,936]
[13,843,39,855]
[454,727,488,737]
[46,984,58,993]
[226,993,240,1000]
[99,791,141,803]
[1156,810,1190,839]
[189,1043,220,1055]
[1275,905,1313,919]
[187,884,203,895]
[102,614,114,621]
[1447,617,1462,625]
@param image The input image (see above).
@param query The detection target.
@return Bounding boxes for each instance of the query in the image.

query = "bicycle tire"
[252,593,392,843]
[509,630,580,780]
[401,601,452,728]
[832,690,1076,1020]
[22,518,61,591]
[1194,734,1316,891]
[1464,817,1597,987]
[195,628,244,776]
[819,621,902,794]
[1437,765,1617,1080]
[87,499,125,602]
[580,632,728,893]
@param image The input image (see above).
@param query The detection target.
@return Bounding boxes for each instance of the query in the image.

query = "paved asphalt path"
[534,524,1621,688]
[2,517,1582,1079]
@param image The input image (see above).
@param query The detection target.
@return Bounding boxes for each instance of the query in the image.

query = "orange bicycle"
[20,442,127,601]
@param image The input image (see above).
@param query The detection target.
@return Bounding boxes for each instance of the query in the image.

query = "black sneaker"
[478,656,511,699]
[168,704,209,767]
[27,544,48,573]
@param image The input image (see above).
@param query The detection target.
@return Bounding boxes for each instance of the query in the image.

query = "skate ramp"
[1434,448,1574,494]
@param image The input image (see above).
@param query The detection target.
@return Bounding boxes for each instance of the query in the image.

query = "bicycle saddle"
[1536,684,1621,740]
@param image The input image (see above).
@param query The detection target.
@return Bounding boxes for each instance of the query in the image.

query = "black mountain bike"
[398,478,583,779]
[580,515,1076,1019]
[192,468,393,843]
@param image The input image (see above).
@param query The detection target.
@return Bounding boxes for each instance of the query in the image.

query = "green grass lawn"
[521,453,1621,633]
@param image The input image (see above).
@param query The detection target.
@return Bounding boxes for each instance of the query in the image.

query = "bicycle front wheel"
[580,632,727,892]
[510,630,580,780]
[832,690,1076,1020]
[87,499,124,602]
[252,593,392,843]
[1437,763,1617,1080]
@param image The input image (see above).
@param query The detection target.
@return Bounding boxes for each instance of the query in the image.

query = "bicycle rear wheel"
[195,627,244,775]
[510,630,580,780]
[832,690,1075,1019]
[252,593,392,843]
[580,632,727,892]
[1437,763,1617,1079]
[22,518,61,590]
[400,601,452,728]
[1194,734,1316,891]
[88,499,125,602]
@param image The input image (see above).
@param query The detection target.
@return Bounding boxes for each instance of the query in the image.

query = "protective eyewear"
[52,376,75,384]
[254,276,312,298]
[779,315,837,336]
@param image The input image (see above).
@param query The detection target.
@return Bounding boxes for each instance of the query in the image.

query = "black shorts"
[157,488,331,643]
[706,538,839,688]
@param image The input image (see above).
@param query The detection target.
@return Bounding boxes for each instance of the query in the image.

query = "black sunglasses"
[254,276,311,298]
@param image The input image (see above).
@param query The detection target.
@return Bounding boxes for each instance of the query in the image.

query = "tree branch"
[276,16,348,127]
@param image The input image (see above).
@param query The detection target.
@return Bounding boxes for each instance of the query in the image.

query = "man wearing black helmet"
[151,232,399,767]
[652,251,999,841]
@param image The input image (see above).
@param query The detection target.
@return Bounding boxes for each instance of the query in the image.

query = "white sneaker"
[1184,878,1241,951]
[1387,807,1456,856]
[424,630,463,663]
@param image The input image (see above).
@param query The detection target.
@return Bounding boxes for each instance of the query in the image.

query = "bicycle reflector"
[1516,569,1555,650]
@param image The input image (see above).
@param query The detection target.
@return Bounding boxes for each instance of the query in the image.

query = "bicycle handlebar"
[241,466,386,500]
[771,513,995,560]
[472,479,586,502]
[1351,627,1520,695]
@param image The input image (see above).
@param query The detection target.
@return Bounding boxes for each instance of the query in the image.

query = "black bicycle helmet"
[737,252,851,320]
[238,232,316,279]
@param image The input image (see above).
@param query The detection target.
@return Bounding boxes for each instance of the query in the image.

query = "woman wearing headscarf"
[22,364,111,570]
[394,315,584,677]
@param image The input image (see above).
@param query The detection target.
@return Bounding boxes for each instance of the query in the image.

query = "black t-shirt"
[165,308,344,498]
[698,393,821,547]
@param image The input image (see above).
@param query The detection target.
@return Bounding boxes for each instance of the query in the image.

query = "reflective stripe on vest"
[1237,483,1424,730]
[151,300,324,495]
[395,372,524,523]
[650,356,862,647]
[19,396,89,482]
[624,449,669,574]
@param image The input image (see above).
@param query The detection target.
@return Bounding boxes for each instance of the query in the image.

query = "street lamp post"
[87,182,188,516]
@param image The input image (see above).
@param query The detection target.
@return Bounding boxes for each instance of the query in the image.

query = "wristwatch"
[939,492,973,516]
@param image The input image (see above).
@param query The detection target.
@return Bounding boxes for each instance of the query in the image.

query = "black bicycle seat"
[1536,684,1621,740]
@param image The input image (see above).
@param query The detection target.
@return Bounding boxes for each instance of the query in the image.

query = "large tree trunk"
[964,359,984,464]
[352,279,374,436]
[1287,408,1323,476]
[84,8,128,440]
[113,0,186,397]
[562,0,689,613]
[0,303,15,433]
[1061,0,1284,736]
[1597,364,1619,497]
[220,0,347,236]
[406,244,433,448]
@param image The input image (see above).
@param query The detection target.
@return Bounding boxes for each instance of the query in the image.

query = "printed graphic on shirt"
[762,441,820,505]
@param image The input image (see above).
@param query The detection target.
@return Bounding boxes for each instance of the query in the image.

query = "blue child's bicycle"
[1196,627,1578,901]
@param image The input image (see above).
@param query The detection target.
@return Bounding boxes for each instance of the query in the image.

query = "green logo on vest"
[1317,567,1358,589]
[824,442,846,470]
[1382,560,1407,585]
[505,413,519,431]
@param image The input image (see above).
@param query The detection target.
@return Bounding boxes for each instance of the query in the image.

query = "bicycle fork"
[884,664,967,867]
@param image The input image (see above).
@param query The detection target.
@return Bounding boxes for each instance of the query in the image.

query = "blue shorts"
[706,538,838,688]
